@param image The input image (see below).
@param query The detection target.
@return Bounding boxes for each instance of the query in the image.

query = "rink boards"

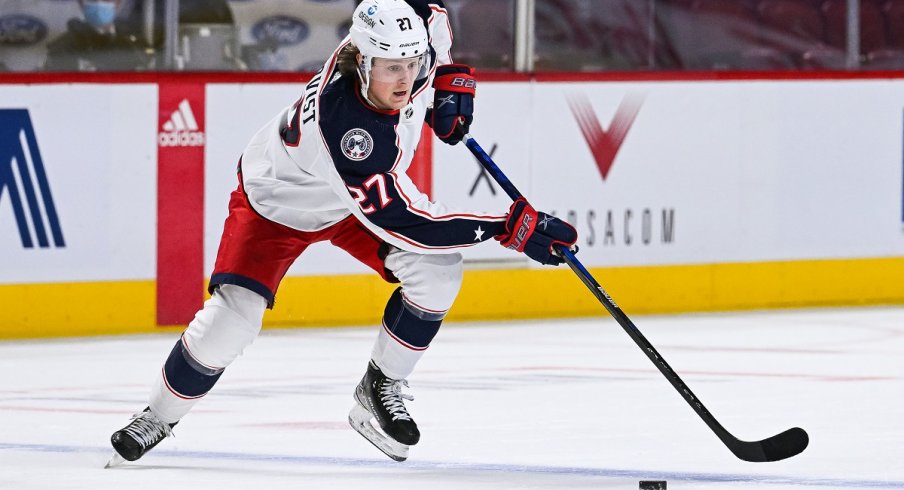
[1,74,903,337]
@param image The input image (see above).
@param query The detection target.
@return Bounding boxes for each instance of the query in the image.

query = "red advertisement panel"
[409,124,433,199]
[157,83,206,325]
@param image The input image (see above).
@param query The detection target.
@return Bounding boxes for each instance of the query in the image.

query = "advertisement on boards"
[0,84,157,285]
[435,80,904,268]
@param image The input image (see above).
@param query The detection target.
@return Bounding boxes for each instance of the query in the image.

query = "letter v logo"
[566,93,645,181]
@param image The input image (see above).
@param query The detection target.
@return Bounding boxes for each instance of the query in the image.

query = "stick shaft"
[462,134,807,462]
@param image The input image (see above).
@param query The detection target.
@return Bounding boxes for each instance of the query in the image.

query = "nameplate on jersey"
[342,128,374,161]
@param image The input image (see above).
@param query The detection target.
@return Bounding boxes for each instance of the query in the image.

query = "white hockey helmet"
[350,0,429,60]
[350,0,430,104]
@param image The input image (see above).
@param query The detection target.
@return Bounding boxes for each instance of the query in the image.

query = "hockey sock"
[371,287,443,379]
[384,287,443,347]
[161,336,224,398]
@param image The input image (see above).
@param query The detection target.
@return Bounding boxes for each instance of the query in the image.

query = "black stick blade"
[729,427,809,462]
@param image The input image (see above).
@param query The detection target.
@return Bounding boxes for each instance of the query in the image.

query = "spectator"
[45,0,151,72]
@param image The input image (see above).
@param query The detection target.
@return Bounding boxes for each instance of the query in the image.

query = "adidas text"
[158,131,205,147]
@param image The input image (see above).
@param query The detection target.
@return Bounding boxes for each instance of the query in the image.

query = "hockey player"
[107,0,577,465]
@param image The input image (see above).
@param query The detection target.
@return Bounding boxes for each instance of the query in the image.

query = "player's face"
[366,56,424,111]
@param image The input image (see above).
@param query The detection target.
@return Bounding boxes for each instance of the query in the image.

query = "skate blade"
[348,403,409,462]
[104,452,126,468]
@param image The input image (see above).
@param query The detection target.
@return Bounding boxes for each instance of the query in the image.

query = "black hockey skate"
[348,361,419,461]
[105,407,176,468]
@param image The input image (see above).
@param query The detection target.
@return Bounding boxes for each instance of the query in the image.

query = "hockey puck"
[639,481,666,490]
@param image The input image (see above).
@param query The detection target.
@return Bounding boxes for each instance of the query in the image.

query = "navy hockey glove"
[427,64,475,145]
[497,198,578,266]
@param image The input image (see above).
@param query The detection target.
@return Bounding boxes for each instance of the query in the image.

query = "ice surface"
[1,307,903,489]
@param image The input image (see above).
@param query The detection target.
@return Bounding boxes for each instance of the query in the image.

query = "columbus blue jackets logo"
[341,128,374,161]
[0,109,65,248]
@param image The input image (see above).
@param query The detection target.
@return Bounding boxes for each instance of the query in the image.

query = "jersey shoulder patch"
[339,128,375,161]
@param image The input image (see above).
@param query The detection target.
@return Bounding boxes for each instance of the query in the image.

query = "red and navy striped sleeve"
[318,79,506,251]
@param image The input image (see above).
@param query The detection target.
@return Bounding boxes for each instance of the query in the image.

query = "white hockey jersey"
[238,4,507,254]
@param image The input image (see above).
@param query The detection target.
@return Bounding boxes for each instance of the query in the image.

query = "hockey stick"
[462,134,808,463]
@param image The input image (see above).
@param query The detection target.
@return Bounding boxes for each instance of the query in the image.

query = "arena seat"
[739,46,797,69]
[865,47,904,68]
[883,0,904,49]
[756,0,826,66]
[443,0,515,69]
[659,0,760,69]
[800,45,849,69]
[822,0,885,53]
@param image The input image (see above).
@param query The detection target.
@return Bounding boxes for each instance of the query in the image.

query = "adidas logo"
[158,99,205,147]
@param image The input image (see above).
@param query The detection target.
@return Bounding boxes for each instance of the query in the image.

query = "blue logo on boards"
[251,16,310,46]
[0,110,65,248]
[0,14,49,46]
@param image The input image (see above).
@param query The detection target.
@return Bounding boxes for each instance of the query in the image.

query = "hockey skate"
[348,361,420,462]
[105,407,176,468]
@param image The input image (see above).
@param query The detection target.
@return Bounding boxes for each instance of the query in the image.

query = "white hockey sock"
[370,322,427,380]
[148,285,266,423]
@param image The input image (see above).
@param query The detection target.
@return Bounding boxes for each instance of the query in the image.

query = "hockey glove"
[427,64,476,145]
[497,198,578,266]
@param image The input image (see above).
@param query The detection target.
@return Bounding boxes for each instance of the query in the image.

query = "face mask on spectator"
[83,1,117,28]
